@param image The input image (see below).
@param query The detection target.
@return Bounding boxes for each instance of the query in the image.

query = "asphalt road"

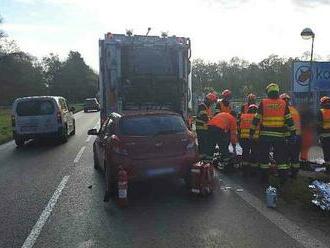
[0,111,329,248]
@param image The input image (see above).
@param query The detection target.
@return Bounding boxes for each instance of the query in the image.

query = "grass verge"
[0,107,12,145]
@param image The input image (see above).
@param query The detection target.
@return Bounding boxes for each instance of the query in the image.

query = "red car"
[88,111,198,198]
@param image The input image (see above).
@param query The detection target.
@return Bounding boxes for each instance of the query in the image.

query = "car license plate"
[147,167,175,176]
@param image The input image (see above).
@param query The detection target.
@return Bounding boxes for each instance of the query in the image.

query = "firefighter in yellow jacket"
[250,83,295,184]
[239,104,259,176]
[280,93,301,178]
[196,93,217,158]
[319,96,330,170]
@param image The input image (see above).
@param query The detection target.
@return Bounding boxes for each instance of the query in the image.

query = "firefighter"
[196,92,217,158]
[215,89,232,115]
[239,104,259,176]
[207,111,238,165]
[280,93,301,178]
[319,96,330,170]
[241,93,257,114]
[250,83,295,184]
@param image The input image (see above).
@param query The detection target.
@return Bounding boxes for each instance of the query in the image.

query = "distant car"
[12,96,76,147]
[84,98,100,112]
[88,111,198,197]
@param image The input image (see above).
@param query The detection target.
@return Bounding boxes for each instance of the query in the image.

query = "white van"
[12,96,76,147]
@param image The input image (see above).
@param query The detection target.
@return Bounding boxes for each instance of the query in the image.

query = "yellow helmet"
[266,83,280,94]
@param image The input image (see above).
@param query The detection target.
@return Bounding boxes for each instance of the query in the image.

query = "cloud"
[205,0,250,8]
[2,23,64,33]
[292,0,330,7]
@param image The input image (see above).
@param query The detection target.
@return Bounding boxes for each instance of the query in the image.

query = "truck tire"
[71,120,76,135]
[93,146,99,170]
[15,136,25,147]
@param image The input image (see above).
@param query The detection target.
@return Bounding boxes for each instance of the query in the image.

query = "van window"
[59,99,68,111]
[16,100,55,116]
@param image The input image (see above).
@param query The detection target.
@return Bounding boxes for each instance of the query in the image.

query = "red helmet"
[247,93,256,102]
[280,93,291,101]
[320,96,330,105]
[248,104,258,111]
[221,89,232,99]
[206,92,218,103]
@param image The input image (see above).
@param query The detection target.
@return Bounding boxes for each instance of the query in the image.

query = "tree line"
[191,56,301,100]
[0,16,98,106]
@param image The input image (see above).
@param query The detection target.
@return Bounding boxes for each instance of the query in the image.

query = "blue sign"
[293,61,330,92]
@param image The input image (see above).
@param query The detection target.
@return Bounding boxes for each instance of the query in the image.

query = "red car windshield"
[119,115,187,136]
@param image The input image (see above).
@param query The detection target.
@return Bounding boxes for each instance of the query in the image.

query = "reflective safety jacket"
[250,98,295,139]
[215,100,232,115]
[319,108,330,138]
[196,103,212,131]
[239,113,259,139]
[208,112,238,144]
[286,106,301,136]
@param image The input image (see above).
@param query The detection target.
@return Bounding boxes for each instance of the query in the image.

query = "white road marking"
[74,146,86,163]
[220,176,328,248]
[85,136,92,143]
[21,176,70,248]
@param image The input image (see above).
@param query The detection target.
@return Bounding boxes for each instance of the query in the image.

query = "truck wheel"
[71,120,76,135]
[93,146,99,170]
[15,136,25,147]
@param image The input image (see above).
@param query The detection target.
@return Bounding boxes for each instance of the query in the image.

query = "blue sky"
[1,0,330,70]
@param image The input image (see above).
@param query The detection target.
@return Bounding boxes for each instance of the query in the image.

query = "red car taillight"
[111,135,128,156]
[57,112,62,123]
[11,115,16,127]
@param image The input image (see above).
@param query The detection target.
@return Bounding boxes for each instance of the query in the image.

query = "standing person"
[215,89,232,115]
[207,111,238,165]
[250,83,295,184]
[196,92,217,158]
[280,93,301,178]
[239,104,259,176]
[241,93,257,114]
[319,96,330,170]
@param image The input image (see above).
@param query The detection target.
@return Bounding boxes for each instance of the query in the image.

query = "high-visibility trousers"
[207,126,230,160]
[240,139,259,168]
[196,130,208,156]
[321,137,330,163]
[286,136,301,169]
[258,137,289,170]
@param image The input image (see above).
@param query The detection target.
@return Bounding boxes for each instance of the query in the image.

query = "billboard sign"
[293,61,330,92]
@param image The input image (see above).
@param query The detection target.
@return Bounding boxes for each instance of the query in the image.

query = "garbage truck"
[98,32,192,124]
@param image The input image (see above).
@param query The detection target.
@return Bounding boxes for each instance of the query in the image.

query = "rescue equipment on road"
[266,186,277,208]
[190,161,215,196]
[118,166,128,207]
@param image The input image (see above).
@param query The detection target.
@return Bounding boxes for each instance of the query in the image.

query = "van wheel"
[15,136,25,147]
[71,120,76,135]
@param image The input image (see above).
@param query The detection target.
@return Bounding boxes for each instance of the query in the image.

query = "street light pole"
[301,28,315,105]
